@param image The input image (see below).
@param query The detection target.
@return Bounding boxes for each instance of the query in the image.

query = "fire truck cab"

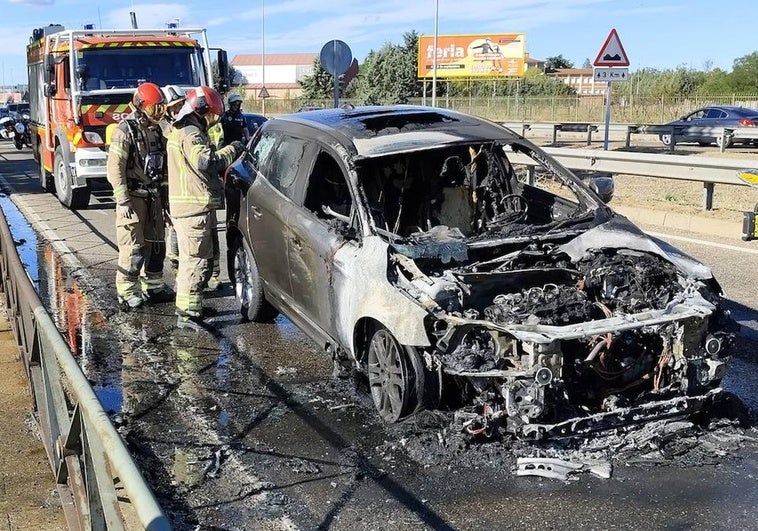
[27,24,230,209]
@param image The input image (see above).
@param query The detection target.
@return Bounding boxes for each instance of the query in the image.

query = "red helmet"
[186,85,224,117]
[132,82,166,122]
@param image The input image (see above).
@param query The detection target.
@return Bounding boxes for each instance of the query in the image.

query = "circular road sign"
[320,40,353,76]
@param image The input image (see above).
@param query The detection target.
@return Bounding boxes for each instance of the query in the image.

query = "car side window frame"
[298,146,363,238]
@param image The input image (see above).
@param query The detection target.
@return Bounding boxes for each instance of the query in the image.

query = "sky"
[3,0,758,87]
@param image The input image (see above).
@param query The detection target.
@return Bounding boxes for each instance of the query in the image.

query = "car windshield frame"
[351,137,607,247]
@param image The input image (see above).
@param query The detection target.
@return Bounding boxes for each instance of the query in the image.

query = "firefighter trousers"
[116,195,166,301]
[174,213,213,318]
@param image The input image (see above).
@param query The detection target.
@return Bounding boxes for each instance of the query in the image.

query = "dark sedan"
[659,105,758,148]
[241,112,267,135]
[224,105,735,438]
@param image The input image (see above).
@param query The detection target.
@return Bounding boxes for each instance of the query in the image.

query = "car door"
[245,130,315,309]
[286,147,361,346]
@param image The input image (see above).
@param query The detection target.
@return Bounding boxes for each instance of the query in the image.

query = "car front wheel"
[367,327,431,423]
[232,236,278,322]
[659,134,673,147]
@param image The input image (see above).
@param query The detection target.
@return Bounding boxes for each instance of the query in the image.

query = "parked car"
[241,112,267,136]
[224,105,735,438]
[659,105,758,148]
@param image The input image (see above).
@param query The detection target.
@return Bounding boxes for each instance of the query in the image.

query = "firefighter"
[167,85,243,331]
[107,82,173,311]
[205,120,224,291]
[160,85,187,271]
[220,93,249,144]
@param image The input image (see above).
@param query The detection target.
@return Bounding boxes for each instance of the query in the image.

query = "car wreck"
[225,105,736,440]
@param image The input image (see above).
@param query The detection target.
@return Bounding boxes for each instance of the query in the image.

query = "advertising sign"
[417,33,526,78]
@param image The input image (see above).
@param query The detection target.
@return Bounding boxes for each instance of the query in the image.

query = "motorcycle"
[0,115,14,140]
[13,113,32,150]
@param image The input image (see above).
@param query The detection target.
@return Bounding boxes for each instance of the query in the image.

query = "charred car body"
[225,106,735,439]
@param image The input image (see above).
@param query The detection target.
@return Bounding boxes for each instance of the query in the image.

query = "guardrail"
[507,146,755,210]
[503,121,758,153]
[0,208,169,529]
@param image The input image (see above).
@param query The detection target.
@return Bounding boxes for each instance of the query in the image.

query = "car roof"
[271,105,518,159]
[704,105,758,115]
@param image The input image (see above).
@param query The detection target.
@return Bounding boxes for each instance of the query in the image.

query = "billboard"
[417,33,526,78]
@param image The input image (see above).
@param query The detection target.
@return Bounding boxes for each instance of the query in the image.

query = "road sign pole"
[603,80,612,151]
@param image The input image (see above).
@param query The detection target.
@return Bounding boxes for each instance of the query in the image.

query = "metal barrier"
[504,121,758,153]
[507,146,755,210]
[0,208,169,530]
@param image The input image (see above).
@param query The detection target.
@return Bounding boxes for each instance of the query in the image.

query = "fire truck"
[26,24,230,209]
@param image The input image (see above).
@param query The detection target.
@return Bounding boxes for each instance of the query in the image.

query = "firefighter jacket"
[167,113,237,218]
[106,112,166,205]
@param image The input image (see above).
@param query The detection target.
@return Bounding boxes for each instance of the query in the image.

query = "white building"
[232,53,318,99]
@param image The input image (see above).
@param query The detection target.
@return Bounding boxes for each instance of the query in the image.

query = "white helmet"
[161,85,186,106]
[227,93,243,106]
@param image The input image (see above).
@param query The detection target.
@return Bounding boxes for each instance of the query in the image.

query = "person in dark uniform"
[219,93,249,145]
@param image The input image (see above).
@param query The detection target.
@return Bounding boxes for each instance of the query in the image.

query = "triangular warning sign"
[258,86,270,99]
[593,29,630,67]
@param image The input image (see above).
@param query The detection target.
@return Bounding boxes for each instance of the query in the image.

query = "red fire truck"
[27,24,229,209]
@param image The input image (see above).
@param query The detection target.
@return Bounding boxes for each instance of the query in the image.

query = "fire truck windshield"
[76,47,204,90]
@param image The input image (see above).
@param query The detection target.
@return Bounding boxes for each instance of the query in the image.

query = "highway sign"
[593,67,629,82]
[593,29,630,67]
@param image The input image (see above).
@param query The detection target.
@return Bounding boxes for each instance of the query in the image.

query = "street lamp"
[261,0,266,115]
[431,0,439,107]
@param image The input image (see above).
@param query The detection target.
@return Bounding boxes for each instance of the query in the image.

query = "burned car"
[224,105,735,439]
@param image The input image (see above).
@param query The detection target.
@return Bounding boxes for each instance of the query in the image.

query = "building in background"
[548,68,605,96]
[524,55,545,71]
[232,53,318,100]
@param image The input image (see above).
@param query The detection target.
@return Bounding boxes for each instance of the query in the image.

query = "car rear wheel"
[54,146,90,209]
[367,327,430,423]
[232,236,278,322]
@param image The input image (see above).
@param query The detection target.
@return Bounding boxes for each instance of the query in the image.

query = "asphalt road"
[0,142,756,530]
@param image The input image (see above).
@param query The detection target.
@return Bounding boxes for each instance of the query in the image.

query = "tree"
[298,59,338,101]
[728,52,758,92]
[544,55,574,73]
[582,58,592,69]
[352,31,423,105]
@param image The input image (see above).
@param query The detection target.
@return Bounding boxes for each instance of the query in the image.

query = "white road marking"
[646,231,758,255]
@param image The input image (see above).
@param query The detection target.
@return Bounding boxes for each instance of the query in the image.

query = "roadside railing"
[506,146,754,210]
[502,121,758,153]
[0,208,169,530]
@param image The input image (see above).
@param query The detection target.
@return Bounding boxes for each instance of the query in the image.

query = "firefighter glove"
[117,201,136,220]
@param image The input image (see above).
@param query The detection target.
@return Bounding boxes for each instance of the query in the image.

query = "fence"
[0,208,169,530]
[245,93,758,124]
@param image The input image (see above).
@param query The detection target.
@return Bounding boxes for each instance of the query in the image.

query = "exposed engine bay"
[353,139,736,438]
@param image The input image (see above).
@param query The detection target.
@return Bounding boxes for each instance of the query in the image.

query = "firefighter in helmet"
[160,85,187,271]
[107,81,174,311]
[167,86,243,331]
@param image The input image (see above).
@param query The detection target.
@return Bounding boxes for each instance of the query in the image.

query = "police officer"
[167,86,243,331]
[220,93,249,144]
[107,82,173,311]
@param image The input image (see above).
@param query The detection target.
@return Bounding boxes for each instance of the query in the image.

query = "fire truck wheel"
[39,147,55,193]
[54,146,90,210]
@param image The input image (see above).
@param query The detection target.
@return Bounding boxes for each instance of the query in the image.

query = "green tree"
[352,30,423,105]
[298,59,337,101]
[582,58,592,69]
[544,54,574,72]
[728,52,758,92]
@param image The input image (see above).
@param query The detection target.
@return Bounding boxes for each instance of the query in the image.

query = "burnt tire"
[232,236,278,322]
[54,146,90,209]
[367,327,430,423]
